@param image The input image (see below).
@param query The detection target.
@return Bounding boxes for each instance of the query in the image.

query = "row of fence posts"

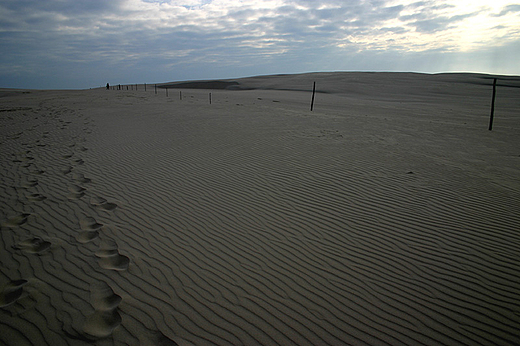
[108,82,218,107]
[108,79,501,129]
[111,81,314,108]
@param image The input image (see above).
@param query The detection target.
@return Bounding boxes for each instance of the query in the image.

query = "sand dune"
[1,72,520,345]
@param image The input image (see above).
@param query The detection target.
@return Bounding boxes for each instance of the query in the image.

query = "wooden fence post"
[488,78,497,131]
[310,82,316,111]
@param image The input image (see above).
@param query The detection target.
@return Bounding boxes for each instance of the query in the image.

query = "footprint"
[26,193,47,202]
[29,169,45,175]
[72,173,91,184]
[80,217,103,231]
[90,197,117,211]
[62,166,73,175]
[12,237,51,254]
[62,153,74,159]
[68,185,85,193]
[151,331,181,346]
[68,185,86,199]
[21,178,38,188]
[82,282,122,338]
[0,279,28,308]
[76,230,99,244]
[9,132,23,139]
[90,282,122,311]
[83,308,122,338]
[95,239,129,271]
[2,213,30,228]
[73,159,85,165]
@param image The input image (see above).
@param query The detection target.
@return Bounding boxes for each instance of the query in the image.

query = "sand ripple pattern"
[1,87,520,345]
[1,93,132,344]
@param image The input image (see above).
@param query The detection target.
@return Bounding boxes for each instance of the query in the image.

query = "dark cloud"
[492,4,520,16]
[411,12,479,33]
[399,2,455,21]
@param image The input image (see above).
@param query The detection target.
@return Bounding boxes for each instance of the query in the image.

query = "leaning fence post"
[209,93,212,104]
[155,84,157,95]
[488,78,497,131]
[310,81,316,111]
[144,83,147,91]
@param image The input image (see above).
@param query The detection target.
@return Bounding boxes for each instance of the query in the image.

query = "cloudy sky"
[1,0,519,89]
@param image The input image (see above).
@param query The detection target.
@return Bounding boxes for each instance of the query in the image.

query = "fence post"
[488,78,497,131]
[155,84,157,95]
[310,81,316,111]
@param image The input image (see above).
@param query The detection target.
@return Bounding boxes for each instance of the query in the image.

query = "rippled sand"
[1,72,520,345]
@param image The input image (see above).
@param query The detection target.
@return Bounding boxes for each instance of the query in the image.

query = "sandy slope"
[1,72,520,345]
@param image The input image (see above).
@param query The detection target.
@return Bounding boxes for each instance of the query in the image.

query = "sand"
[1,72,520,345]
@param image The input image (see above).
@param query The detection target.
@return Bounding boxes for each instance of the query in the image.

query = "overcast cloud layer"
[1,0,519,89]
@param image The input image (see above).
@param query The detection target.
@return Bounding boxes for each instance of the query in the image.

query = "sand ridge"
[1,73,520,345]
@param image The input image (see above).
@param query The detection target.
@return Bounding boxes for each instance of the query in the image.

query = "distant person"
[106,83,110,90]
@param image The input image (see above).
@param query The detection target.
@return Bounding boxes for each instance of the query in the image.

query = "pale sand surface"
[1,72,520,345]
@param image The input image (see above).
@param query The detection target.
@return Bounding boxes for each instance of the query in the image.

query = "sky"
[0,0,519,89]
